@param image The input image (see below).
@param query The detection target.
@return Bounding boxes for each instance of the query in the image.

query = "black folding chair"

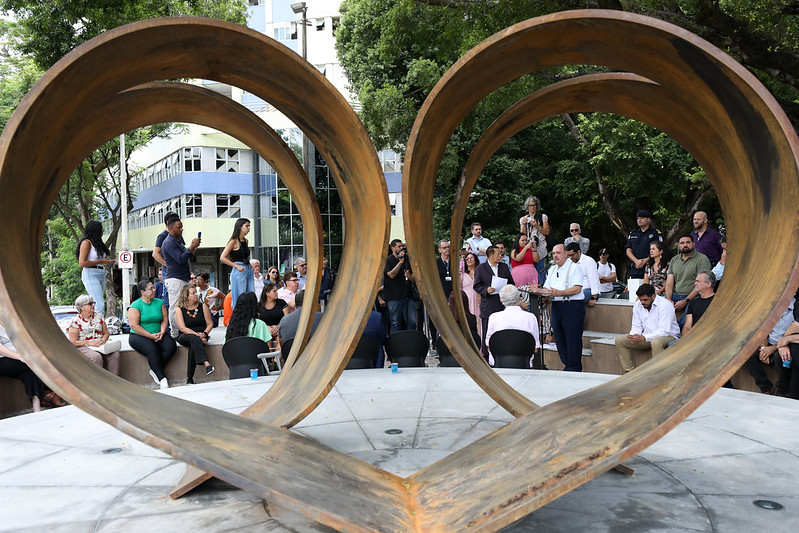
[489,329,535,369]
[346,336,380,369]
[385,330,428,367]
[222,337,272,379]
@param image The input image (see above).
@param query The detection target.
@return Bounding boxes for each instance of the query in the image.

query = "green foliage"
[1,0,248,69]
[41,218,83,305]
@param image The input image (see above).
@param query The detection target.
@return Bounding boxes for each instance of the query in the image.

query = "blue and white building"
[126,1,403,290]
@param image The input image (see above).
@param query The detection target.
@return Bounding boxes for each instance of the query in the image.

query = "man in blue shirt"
[465,222,492,264]
[163,218,201,337]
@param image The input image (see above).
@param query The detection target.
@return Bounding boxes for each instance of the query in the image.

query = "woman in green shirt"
[225,292,272,344]
[129,279,176,389]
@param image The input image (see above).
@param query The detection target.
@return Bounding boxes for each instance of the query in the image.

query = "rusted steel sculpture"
[0,11,797,532]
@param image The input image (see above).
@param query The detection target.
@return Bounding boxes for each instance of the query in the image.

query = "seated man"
[615,283,680,373]
[277,290,322,360]
[682,270,715,334]
[775,320,799,399]
[485,285,539,367]
[747,297,794,394]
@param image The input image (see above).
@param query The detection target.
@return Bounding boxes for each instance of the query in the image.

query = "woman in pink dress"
[510,233,540,288]
[460,252,481,327]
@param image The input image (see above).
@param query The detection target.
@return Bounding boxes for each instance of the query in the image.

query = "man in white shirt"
[485,285,539,367]
[615,283,680,373]
[535,244,584,371]
[565,242,600,307]
[596,248,617,298]
[465,222,492,263]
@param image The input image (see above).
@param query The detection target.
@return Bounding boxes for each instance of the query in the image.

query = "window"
[378,149,401,172]
[185,194,202,218]
[316,19,325,31]
[274,26,292,41]
[216,148,240,173]
[216,194,241,219]
[183,147,201,172]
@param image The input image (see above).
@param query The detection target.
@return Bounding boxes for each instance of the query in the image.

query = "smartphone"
[197,232,202,239]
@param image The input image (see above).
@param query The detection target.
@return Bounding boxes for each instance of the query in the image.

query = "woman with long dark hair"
[460,252,481,331]
[644,241,671,296]
[258,281,289,346]
[510,232,540,288]
[220,217,254,309]
[225,292,271,344]
[266,265,283,288]
[76,220,114,315]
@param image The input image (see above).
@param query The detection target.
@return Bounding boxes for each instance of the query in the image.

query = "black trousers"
[177,332,209,381]
[129,333,176,381]
[0,357,43,401]
[551,300,585,372]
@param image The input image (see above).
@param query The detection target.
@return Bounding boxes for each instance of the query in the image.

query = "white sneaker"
[159,378,169,389]
[149,370,159,384]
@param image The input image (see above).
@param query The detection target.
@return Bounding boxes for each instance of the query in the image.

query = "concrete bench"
[0,326,278,419]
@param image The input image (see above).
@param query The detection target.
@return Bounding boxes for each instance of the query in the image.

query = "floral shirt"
[69,312,105,341]
[645,262,669,293]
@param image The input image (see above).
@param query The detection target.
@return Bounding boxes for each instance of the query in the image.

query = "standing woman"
[174,285,214,384]
[510,233,540,288]
[258,281,289,348]
[220,218,254,309]
[128,279,176,389]
[76,220,114,315]
[266,265,283,288]
[67,294,120,375]
[519,196,550,284]
[643,241,671,296]
[460,252,481,331]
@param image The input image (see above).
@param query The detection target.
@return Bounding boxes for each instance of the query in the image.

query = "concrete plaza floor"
[0,368,797,532]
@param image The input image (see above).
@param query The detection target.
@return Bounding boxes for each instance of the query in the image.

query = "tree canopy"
[1,0,248,309]
[336,0,797,274]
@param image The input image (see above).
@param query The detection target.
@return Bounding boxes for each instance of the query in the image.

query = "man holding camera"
[383,239,417,333]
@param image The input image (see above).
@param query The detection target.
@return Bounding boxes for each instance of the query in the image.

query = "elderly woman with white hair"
[67,294,120,375]
[485,285,540,367]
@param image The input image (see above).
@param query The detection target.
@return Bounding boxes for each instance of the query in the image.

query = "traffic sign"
[118,250,133,269]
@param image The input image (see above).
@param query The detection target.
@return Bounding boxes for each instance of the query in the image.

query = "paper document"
[491,275,508,292]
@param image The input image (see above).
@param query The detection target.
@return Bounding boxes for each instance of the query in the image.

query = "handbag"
[87,339,122,355]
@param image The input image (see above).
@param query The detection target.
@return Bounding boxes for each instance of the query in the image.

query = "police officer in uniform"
[625,210,663,279]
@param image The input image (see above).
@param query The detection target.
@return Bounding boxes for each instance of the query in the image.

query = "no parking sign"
[118,250,133,269]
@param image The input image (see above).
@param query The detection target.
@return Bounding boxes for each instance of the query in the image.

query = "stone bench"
[0,326,274,419]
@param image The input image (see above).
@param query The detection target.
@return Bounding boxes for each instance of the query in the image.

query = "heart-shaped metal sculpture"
[1,11,797,532]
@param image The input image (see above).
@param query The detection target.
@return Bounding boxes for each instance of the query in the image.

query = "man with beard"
[665,234,711,326]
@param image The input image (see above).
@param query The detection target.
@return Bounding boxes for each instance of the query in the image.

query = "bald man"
[690,211,723,266]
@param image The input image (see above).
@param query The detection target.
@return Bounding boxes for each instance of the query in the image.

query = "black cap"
[599,248,609,255]
[636,210,653,218]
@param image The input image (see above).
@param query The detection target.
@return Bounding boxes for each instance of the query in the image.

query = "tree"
[336,0,794,275]
[1,0,249,309]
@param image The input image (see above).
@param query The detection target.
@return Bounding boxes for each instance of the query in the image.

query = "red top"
[511,247,536,267]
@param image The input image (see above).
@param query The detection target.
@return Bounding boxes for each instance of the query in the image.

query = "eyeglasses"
[190,276,196,280]
[298,264,307,268]
[287,278,299,283]
[570,229,580,233]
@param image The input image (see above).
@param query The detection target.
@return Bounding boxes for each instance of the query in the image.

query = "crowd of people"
[7,201,794,415]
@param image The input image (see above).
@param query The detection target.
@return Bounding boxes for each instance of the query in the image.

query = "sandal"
[41,391,67,408]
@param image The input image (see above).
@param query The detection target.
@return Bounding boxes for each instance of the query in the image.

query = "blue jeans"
[230,263,255,309]
[81,267,106,315]
[673,293,688,328]
[386,298,416,333]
